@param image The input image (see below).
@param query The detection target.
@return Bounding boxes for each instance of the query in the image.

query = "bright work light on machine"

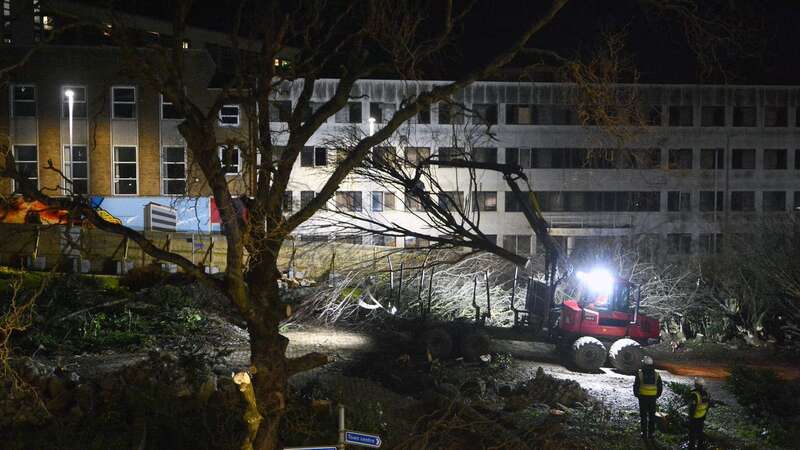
[576,267,615,295]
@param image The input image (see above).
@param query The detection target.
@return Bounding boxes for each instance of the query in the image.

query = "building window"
[733,106,756,127]
[406,192,426,212]
[369,102,397,123]
[534,105,578,125]
[404,237,430,248]
[404,147,430,166]
[700,106,725,127]
[700,148,724,169]
[438,147,466,162]
[300,191,315,208]
[473,103,498,125]
[763,149,787,170]
[111,87,136,119]
[414,106,431,124]
[113,146,137,195]
[668,149,693,169]
[504,191,529,212]
[12,145,37,190]
[535,191,660,212]
[283,191,293,212]
[373,234,396,247]
[667,233,692,255]
[162,146,186,195]
[12,85,36,117]
[218,145,241,174]
[438,102,465,124]
[300,146,328,167]
[646,105,663,126]
[268,100,292,122]
[335,191,362,212]
[219,105,240,127]
[699,191,724,212]
[796,149,800,170]
[764,106,787,127]
[161,95,182,120]
[63,145,88,195]
[731,149,755,169]
[335,102,362,123]
[506,104,535,125]
[667,191,691,212]
[699,233,723,254]
[471,147,498,164]
[503,235,532,255]
[668,106,693,126]
[795,191,800,211]
[371,191,395,211]
[730,191,755,211]
[472,191,497,211]
[62,86,87,118]
[438,191,465,212]
[762,191,786,212]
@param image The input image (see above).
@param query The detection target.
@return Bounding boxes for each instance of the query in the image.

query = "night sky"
[106,0,800,84]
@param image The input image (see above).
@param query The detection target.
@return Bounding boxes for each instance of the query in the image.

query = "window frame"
[218,145,242,175]
[161,145,187,195]
[218,104,241,127]
[11,84,37,118]
[112,145,138,195]
[111,86,137,119]
[12,144,38,191]
[160,94,183,120]
[62,144,89,195]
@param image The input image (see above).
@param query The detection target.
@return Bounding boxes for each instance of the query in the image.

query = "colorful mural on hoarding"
[0,196,211,232]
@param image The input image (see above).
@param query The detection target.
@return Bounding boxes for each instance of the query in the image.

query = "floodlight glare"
[576,267,614,295]
[64,89,74,98]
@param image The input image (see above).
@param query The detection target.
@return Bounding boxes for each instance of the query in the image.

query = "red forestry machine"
[433,160,660,372]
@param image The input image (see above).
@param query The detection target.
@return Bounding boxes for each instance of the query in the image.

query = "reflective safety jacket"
[635,369,662,397]
[690,389,710,419]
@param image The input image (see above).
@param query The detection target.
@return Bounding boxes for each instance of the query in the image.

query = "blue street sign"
[345,431,382,448]
[283,447,336,450]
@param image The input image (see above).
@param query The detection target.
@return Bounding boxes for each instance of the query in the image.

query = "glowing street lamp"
[368,117,376,136]
[64,89,74,193]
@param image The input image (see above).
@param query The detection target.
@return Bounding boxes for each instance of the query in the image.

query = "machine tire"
[571,336,607,371]
[608,338,642,373]
[460,330,492,362]
[422,328,453,360]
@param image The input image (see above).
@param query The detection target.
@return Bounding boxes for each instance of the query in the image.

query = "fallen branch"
[53,297,133,323]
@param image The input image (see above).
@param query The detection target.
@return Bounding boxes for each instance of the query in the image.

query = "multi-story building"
[2,2,799,264]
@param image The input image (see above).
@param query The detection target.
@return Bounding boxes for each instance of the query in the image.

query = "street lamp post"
[64,89,74,194]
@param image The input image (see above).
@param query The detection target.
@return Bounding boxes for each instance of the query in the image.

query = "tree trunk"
[249,326,290,450]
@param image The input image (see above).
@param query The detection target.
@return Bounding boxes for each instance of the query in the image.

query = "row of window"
[285,190,800,214]
[10,85,242,126]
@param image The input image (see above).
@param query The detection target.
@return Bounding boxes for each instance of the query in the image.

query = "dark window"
[415,106,431,124]
[12,145,37,190]
[371,191,395,211]
[404,147,430,166]
[335,102,362,123]
[667,233,692,255]
[701,106,725,126]
[161,146,185,195]
[335,191,362,212]
[763,191,786,212]
[438,191,464,212]
[219,105,240,126]
[797,149,800,170]
[667,191,691,212]
[733,106,756,127]
[300,191,315,208]
[534,105,578,125]
[372,147,395,167]
[506,148,519,166]
[112,87,136,119]
[370,102,396,123]
[504,191,526,212]
[471,147,497,164]
[668,106,693,126]
[505,104,535,124]
[438,103,464,124]
[301,147,327,166]
[219,145,240,174]
[535,191,659,212]
[438,147,466,162]
[730,191,755,211]
[472,191,497,211]
[764,149,787,169]
[646,105,663,126]
[12,85,37,117]
[503,235,531,255]
[764,107,787,127]
[161,95,182,120]
[795,191,800,210]
[283,191,293,212]
[699,233,723,254]
[700,149,724,169]
[732,149,755,169]
[668,149,693,169]
[699,191,724,212]
[269,101,292,122]
[63,86,87,118]
[113,146,137,194]
[473,103,498,125]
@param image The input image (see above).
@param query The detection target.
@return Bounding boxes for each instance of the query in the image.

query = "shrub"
[726,366,800,418]
[120,264,167,291]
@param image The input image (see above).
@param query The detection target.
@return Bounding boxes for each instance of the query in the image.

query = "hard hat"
[642,356,654,365]
[694,377,706,388]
